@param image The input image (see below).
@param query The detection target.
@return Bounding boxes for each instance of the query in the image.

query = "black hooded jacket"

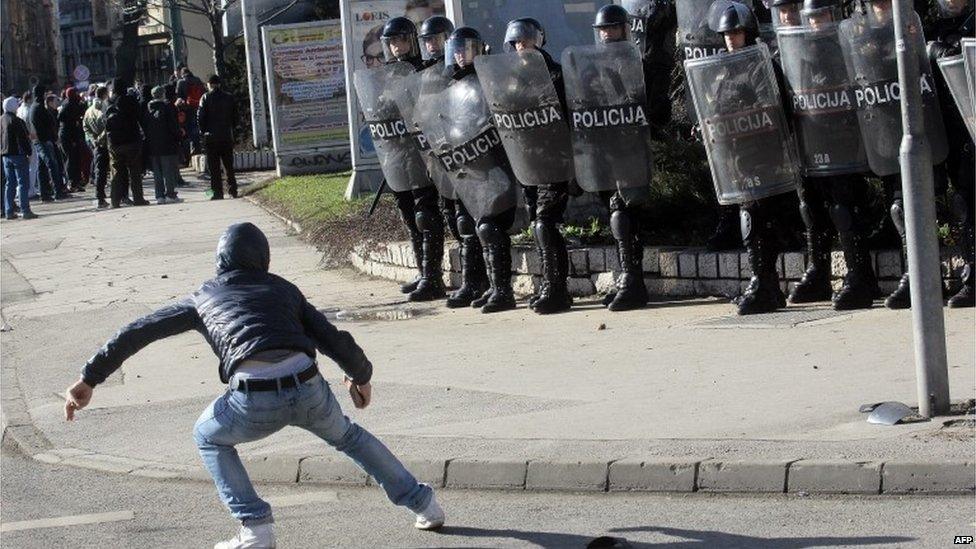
[81,223,373,387]
[29,85,57,143]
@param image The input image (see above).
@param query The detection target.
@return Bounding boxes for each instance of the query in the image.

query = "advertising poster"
[263,20,351,175]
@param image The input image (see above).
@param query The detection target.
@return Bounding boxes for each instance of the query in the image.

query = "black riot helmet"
[801,0,842,25]
[445,27,485,70]
[770,0,804,28]
[504,17,546,51]
[708,0,760,42]
[936,0,971,18]
[593,5,633,43]
[419,16,455,61]
[381,17,419,62]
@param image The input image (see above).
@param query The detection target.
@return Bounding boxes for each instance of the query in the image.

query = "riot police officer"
[381,17,446,302]
[779,0,880,309]
[925,0,974,307]
[502,18,575,315]
[581,4,653,311]
[445,27,519,313]
[706,1,798,314]
[415,15,490,308]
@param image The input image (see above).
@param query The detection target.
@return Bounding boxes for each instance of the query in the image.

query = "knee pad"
[533,219,561,248]
[477,221,503,246]
[740,207,755,243]
[829,203,854,233]
[456,212,476,237]
[610,209,632,241]
[415,206,442,233]
[890,199,906,238]
[952,191,973,227]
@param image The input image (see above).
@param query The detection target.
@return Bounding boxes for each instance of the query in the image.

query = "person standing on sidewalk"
[198,75,238,200]
[145,86,183,205]
[63,222,446,549]
[57,88,87,192]
[16,91,39,200]
[84,86,110,209]
[28,84,71,201]
[176,66,206,154]
[105,79,150,208]
[1,97,38,220]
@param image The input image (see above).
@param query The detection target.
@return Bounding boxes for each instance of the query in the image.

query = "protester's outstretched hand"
[344,376,372,409]
[64,379,94,421]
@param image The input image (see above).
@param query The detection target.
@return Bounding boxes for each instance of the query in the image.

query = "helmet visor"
[421,31,450,61]
[593,23,632,44]
[381,33,419,62]
[503,20,544,52]
[445,36,484,69]
[771,3,803,28]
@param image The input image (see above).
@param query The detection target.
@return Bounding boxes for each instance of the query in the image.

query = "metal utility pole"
[241,0,269,148]
[891,0,951,417]
[167,0,184,71]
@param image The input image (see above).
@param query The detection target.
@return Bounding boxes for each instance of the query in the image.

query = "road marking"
[0,510,135,533]
[265,491,339,508]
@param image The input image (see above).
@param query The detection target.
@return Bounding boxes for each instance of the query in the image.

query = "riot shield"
[621,0,661,51]
[838,11,948,177]
[411,71,517,221]
[937,55,975,142]
[684,43,801,205]
[777,23,869,176]
[562,41,653,205]
[353,62,430,193]
[473,50,575,186]
[676,0,729,60]
[964,38,975,110]
[393,64,457,199]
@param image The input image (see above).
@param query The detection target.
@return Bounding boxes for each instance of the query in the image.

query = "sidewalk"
[2,172,973,495]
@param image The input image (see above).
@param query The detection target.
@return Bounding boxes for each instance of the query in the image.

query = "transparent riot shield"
[838,10,949,176]
[473,50,575,186]
[353,62,431,192]
[411,71,517,221]
[777,23,869,175]
[393,64,457,199]
[964,38,975,111]
[937,55,975,141]
[562,41,653,205]
[684,43,801,204]
[676,0,729,60]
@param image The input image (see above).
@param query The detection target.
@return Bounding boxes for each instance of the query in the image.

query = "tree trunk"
[211,19,226,78]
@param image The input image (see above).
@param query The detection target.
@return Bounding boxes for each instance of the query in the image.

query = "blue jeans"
[193,374,431,524]
[150,155,179,199]
[2,155,31,216]
[34,141,66,198]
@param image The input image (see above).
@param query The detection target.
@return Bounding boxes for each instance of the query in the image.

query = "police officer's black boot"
[738,207,785,315]
[833,231,878,310]
[608,210,648,311]
[533,222,572,315]
[789,229,833,304]
[481,246,516,314]
[401,234,424,294]
[706,204,743,252]
[447,236,488,308]
[408,230,446,302]
[884,198,911,309]
[477,221,516,313]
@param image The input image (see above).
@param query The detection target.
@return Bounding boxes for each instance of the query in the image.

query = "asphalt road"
[1,443,972,549]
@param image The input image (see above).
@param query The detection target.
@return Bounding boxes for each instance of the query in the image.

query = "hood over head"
[215,222,270,274]
[32,84,46,103]
[3,97,20,114]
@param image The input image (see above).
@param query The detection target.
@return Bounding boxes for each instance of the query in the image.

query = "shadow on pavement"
[429,525,914,548]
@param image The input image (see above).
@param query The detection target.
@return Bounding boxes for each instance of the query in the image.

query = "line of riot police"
[352,0,974,317]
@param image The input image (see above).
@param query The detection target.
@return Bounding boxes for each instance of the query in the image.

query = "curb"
[18,447,976,495]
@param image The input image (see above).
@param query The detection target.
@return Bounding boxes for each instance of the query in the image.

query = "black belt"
[231,364,319,393]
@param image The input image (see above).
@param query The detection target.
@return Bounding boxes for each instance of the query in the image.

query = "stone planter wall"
[350,241,966,299]
[191,150,275,173]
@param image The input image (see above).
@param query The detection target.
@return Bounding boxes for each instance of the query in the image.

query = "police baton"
[365,179,388,219]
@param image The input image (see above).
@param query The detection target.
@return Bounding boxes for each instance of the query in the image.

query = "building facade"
[1,0,64,95]
[60,0,116,88]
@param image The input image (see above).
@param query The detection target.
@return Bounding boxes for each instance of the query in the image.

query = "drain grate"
[693,306,861,328]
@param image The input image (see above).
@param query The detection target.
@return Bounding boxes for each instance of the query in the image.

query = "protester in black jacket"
[63,222,445,547]
[28,84,70,200]
[104,79,149,207]
[197,75,238,199]
[58,87,87,192]
[145,86,183,204]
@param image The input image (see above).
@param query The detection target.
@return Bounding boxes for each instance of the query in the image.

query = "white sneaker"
[414,491,445,530]
[167,196,184,203]
[213,523,276,549]
[156,197,168,205]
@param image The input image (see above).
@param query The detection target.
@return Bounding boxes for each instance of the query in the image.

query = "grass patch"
[252,172,404,266]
